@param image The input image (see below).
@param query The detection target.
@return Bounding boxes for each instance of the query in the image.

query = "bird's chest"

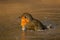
[21,17,29,27]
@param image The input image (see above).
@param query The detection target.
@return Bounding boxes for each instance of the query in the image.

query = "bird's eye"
[25,16,27,18]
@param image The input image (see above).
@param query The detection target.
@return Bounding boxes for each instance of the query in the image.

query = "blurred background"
[0,0,60,40]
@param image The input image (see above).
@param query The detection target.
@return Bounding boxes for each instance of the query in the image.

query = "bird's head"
[21,13,33,21]
[20,13,33,31]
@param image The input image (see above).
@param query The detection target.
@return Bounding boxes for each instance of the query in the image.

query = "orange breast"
[21,17,29,28]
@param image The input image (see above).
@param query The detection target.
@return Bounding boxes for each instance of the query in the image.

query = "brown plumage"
[19,13,47,31]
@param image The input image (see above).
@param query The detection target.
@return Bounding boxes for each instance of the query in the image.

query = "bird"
[19,13,48,31]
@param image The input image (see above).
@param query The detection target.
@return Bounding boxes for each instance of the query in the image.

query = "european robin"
[19,13,47,31]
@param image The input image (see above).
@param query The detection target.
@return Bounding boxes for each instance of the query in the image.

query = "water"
[0,0,60,40]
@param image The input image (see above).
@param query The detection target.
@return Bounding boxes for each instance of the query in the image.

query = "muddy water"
[0,28,60,40]
[0,0,60,40]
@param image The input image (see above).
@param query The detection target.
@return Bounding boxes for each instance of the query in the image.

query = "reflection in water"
[21,31,26,40]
